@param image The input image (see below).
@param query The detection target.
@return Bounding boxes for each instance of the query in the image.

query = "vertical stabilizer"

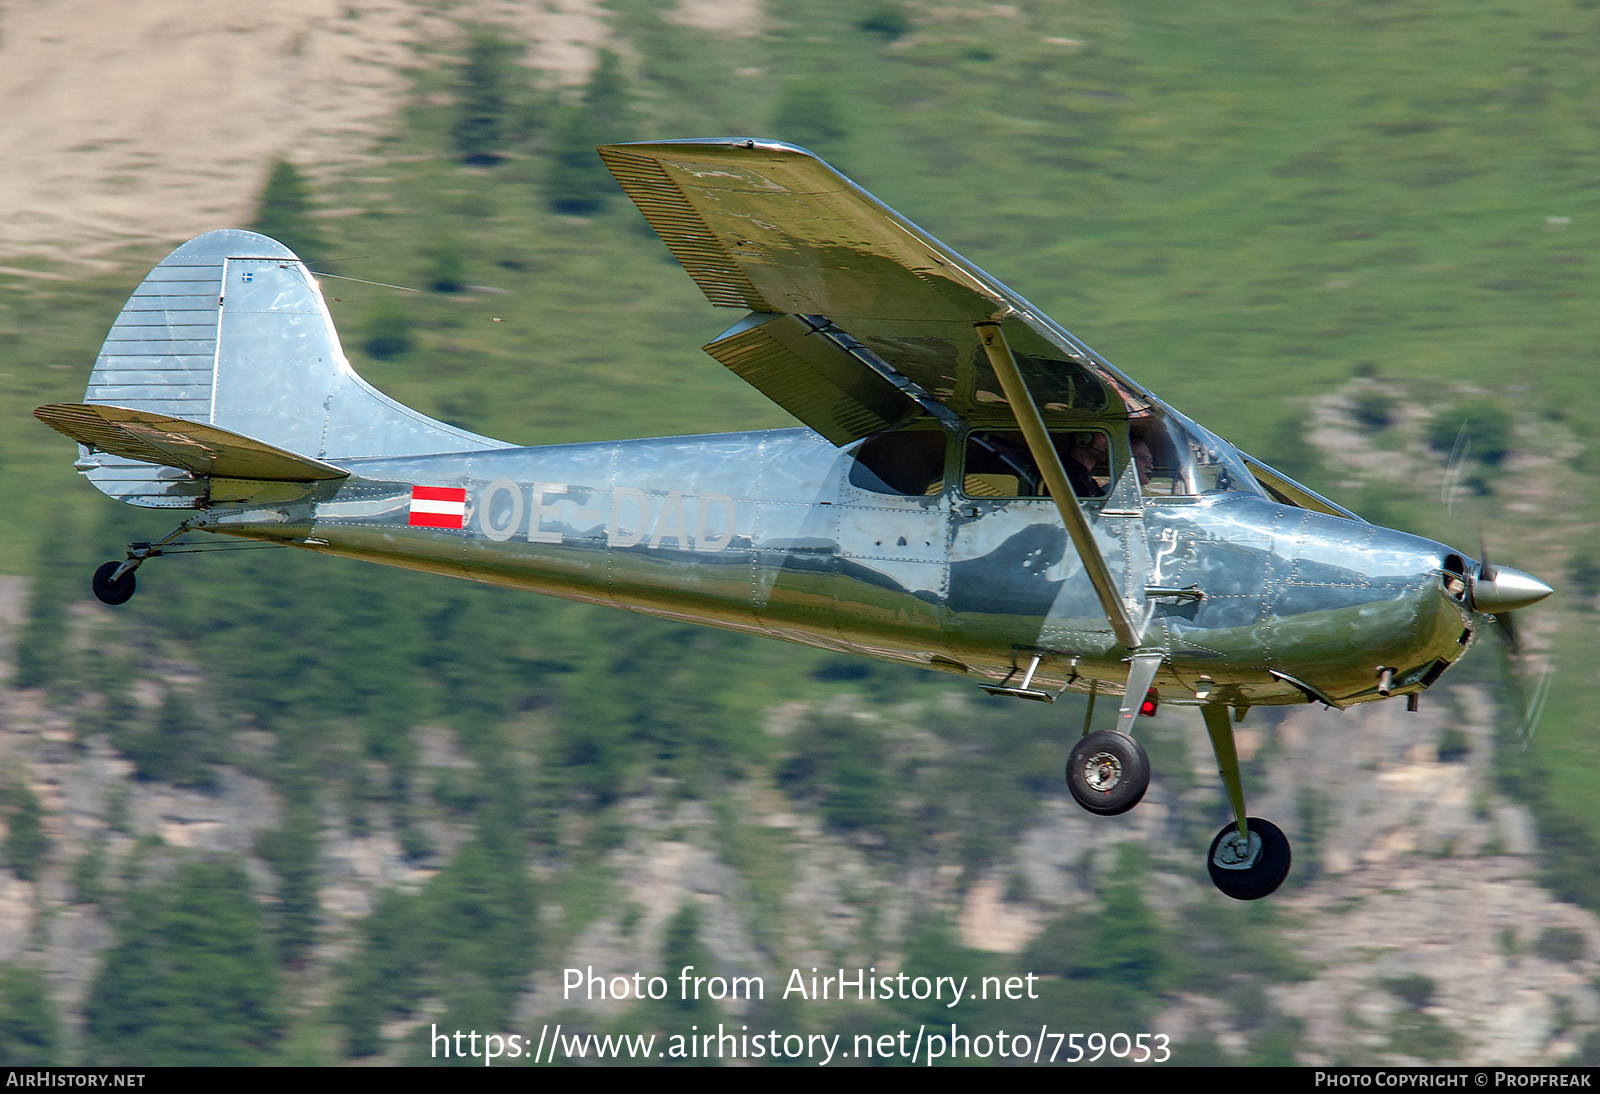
[78,229,510,507]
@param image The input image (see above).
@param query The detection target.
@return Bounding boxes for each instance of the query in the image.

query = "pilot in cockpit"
[1066,432,1108,497]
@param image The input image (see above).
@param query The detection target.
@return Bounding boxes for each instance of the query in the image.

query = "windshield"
[1130,407,1260,498]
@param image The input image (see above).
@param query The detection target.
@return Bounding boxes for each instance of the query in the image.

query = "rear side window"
[848,430,946,495]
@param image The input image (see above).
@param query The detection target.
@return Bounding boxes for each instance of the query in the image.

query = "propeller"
[1441,422,1472,517]
[1437,420,1552,646]
[1430,414,1555,747]
[1513,661,1556,746]
[1469,547,1552,651]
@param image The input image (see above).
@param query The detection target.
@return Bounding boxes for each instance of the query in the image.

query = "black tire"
[1207,817,1292,901]
[91,562,136,606]
[1065,730,1150,816]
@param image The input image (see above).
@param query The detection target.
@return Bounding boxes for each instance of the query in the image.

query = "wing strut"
[975,322,1141,650]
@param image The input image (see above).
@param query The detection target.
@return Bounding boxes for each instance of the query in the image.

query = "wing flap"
[35,403,349,482]
[702,313,920,445]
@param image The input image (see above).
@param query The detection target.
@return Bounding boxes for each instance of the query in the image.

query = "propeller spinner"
[1470,563,1554,615]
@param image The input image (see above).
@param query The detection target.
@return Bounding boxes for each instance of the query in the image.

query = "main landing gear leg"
[1065,651,1160,816]
[91,518,201,605]
[1200,704,1291,900]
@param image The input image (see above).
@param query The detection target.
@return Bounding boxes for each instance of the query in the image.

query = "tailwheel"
[1207,817,1291,901]
[1065,730,1149,816]
[88,518,205,606]
[91,561,136,606]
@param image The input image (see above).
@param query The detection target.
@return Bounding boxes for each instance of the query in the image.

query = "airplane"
[34,138,1553,901]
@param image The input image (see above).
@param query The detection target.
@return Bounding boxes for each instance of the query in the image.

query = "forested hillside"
[1,0,1598,1066]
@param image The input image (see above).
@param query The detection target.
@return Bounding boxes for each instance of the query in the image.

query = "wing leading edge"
[599,139,1151,444]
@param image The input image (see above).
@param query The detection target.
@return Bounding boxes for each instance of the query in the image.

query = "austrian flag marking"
[409,485,468,529]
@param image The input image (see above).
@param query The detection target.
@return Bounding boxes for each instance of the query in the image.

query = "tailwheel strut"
[1200,704,1291,900]
[91,517,203,605]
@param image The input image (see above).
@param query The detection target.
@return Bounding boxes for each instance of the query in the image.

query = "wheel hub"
[1083,751,1123,792]
[1211,829,1263,870]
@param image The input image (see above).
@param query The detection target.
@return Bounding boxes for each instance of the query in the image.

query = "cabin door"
[946,425,1154,682]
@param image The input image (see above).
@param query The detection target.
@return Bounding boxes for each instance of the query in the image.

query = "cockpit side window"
[961,430,1111,498]
[1129,420,1179,495]
[848,430,947,495]
[1131,411,1258,498]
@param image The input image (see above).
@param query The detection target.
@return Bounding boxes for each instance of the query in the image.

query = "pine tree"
[451,28,520,164]
[258,798,320,967]
[86,861,284,1065]
[116,689,221,790]
[335,890,424,1057]
[362,296,414,359]
[427,236,466,293]
[13,517,81,695]
[3,783,47,882]
[0,967,61,1065]
[543,49,631,215]
[426,830,538,1028]
[857,4,912,40]
[584,49,628,140]
[249,159,323,263]
[660,903,718,1020]
[545,107,610,215]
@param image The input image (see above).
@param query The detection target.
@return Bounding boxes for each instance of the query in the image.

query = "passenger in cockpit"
[1132,438,1155,486]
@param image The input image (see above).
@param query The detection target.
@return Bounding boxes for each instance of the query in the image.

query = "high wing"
[599,139,1152,444]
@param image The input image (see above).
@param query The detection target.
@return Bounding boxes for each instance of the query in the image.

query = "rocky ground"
[4,577,1595,1064]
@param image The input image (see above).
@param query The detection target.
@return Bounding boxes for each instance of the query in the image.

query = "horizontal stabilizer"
[35,403,349,482]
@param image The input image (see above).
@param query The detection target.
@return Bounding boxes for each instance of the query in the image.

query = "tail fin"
[72,229,509,507]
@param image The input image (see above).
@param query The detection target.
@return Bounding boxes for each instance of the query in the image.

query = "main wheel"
[1065,730,1150,816]
[1207,817,1292,901]
[91,562,136,606]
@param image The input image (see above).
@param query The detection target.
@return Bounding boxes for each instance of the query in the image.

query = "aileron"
[597,146,775,311]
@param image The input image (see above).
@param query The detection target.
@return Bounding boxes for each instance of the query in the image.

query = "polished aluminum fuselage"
[206,427,1473,709]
